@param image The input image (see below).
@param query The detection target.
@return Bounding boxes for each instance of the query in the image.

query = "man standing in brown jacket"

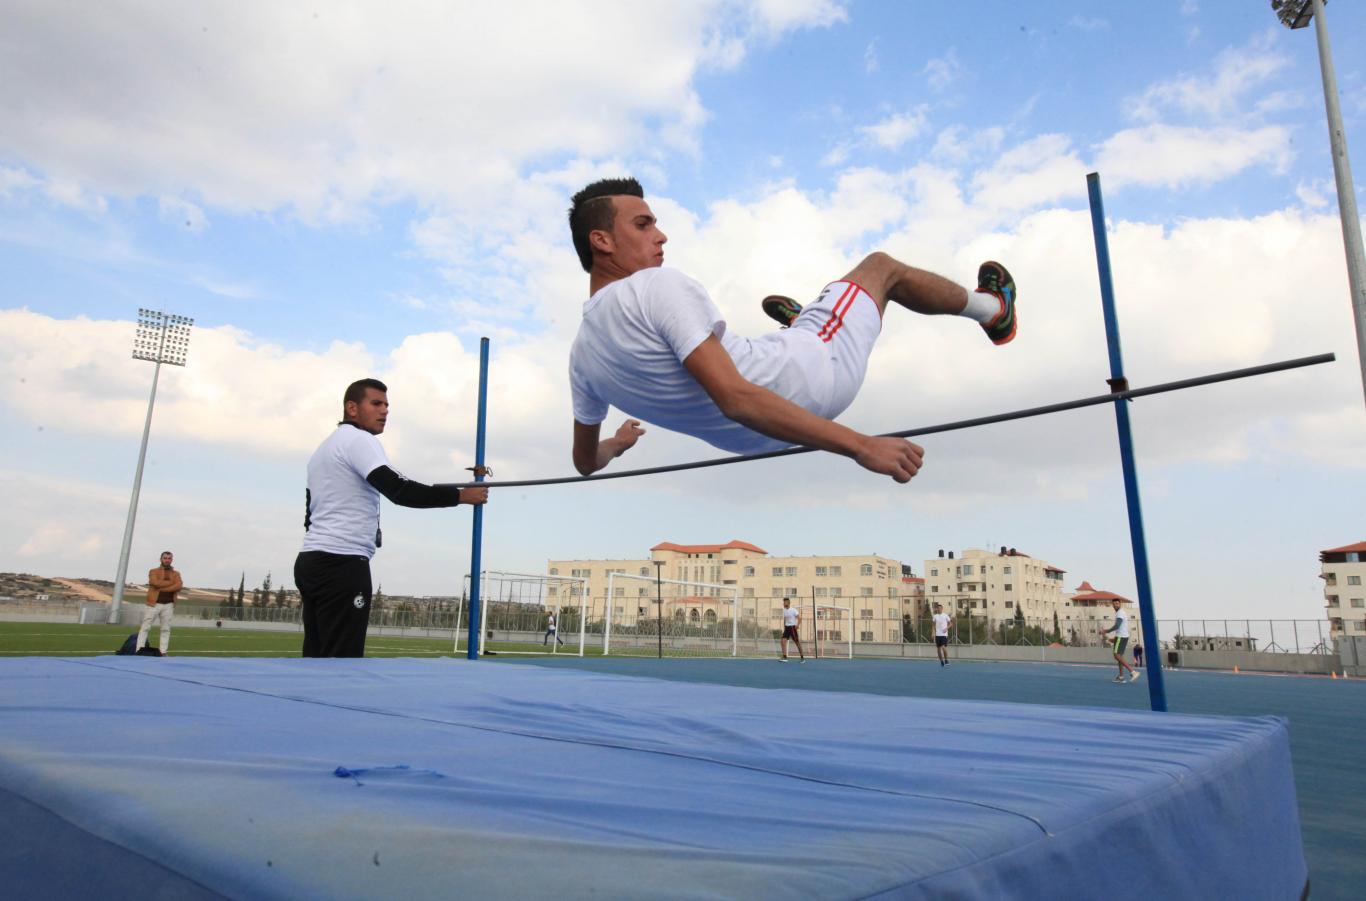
[136,550,182,655]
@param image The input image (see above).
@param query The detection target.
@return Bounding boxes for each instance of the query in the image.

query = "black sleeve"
[366,465,463,509]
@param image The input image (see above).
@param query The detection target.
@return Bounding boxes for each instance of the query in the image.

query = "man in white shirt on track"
[566,178,1018,483]
[779,597,805,662]
[294,378,488,658]
[932,602,953,667]
[1099,598,1141,684]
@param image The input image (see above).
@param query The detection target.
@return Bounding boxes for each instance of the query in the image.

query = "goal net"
[813,604,852,659]
[602,572,739,657]
[454,570,588,657]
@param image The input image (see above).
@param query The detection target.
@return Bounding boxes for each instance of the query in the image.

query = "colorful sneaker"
[977,261,1017,345]
[762,294,802,328]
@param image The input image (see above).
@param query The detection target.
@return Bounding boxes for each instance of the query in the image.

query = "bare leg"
[841,251,969,318]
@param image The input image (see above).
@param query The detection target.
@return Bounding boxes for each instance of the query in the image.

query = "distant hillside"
[0,573,230,604]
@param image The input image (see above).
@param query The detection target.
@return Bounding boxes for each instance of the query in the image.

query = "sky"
[2,0,1364,621]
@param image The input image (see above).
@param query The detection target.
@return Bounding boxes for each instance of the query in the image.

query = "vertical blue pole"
[466,337,490,660]
[1086,172,1169,713]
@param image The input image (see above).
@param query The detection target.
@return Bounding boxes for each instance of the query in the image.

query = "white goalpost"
[454,570,588,657]
[603,571,740,657]
[814,604,853,660]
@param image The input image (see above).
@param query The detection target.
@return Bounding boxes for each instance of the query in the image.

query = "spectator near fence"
[135,551,181,655]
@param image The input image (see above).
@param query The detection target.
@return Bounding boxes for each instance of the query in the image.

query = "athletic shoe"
[1112,675,1125,683]
[977,261,1018,345]
[762,294,802,328]
[1130,670,1141,682]
[780,656,788,662]
[799,658,806,663]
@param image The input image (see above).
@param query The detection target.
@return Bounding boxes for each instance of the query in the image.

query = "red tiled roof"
[1044,565,1066,573]
[1321,541,1366,554]
[1071,589,1133,604]
[903,576,925,583]
[651,540,767,555]
[1076,580,1096,592]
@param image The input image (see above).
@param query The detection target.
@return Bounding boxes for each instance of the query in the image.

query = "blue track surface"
[508,654,1366,900]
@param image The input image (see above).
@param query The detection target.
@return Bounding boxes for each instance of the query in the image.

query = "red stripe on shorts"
[818,283,859,343]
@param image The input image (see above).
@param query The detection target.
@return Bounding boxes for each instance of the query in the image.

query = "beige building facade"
[548,540,919,642]
[922,547,1067,628]
[1321,541,1366,640]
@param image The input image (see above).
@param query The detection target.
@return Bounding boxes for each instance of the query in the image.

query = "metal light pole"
[654,560,664,659]
[1273,0,1366,408]
[108,309,194,624]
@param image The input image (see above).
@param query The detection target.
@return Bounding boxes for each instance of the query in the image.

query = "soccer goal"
[454,570,588,657]
[813,604,853,660]
[602,571,739,657]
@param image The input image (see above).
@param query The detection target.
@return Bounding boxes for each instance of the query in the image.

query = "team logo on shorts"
[353,594,366,609]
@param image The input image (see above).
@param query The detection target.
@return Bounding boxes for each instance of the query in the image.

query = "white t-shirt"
[300,424,390,559]
[546,614,557,631]
[569,267,830,454]
[782,606,800,627]
[1112,607,1131,639]
[933,612,951,637]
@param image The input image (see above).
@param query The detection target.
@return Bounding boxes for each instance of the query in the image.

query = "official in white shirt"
[294,378,488,657]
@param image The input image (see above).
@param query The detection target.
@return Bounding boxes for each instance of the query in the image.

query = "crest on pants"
[353,594,366,609]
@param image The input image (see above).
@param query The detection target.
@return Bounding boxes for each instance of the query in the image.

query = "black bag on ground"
[116,633,137,655]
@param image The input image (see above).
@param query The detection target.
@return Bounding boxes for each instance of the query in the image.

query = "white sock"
[961,289,1004,325]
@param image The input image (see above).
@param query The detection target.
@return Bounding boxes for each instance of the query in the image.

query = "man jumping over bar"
[566,178,1018,483]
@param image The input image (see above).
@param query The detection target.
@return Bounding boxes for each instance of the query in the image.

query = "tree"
[275,585,287,607]
[1052,610,1062,643]
[236,573,246,608]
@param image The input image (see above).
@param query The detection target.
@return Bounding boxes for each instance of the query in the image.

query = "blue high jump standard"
[0,657,1306,899]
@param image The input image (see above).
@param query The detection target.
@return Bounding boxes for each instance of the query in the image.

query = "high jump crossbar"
[442,351,1334,490]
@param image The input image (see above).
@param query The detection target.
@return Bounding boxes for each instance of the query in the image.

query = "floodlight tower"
[1272,0,1366,408]
[108,309,194,624]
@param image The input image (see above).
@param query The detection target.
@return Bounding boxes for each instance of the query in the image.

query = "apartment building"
[547,540,916,642]
[1321,541,1366,640]
[921,547,1067,627]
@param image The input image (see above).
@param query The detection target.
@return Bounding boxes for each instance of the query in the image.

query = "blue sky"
[2,1,1364,622]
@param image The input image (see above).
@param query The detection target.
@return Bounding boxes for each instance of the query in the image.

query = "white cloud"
[0,1,845,223]
[1126,32,1288,124]
[861,108,930,150]
[1096,124,1292,189]
[923,49,961,91]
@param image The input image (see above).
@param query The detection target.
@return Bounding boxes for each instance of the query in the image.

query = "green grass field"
[0,622,553,657]
[0,621,769,658]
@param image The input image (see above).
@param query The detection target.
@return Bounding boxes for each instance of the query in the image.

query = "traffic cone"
[1233,665,1239,674]
[1331,671,1338,680]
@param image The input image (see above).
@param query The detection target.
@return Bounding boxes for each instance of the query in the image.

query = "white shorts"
[781,281,882,419]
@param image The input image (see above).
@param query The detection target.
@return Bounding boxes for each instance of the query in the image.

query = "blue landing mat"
[0,657,1305,900]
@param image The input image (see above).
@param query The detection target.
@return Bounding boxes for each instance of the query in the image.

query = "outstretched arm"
[682,336,924,482]
[573,419,646,476]
[368,466,488,508]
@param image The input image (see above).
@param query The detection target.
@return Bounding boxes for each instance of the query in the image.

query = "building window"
[831,588,842,597]
[1004,565,1012,574]
[614,587,624,597]
[786,567,798,577]
[830,566,842,577]
[549,567,559,575]
[962,565,974,575]
[860,608,874,619]
[930,568,938,577]
[638,588,648,596]
[744,566,755,577]
[1352,599,1365,608]
[772,567,784,577]
[1004,583,1013,592]
[861,587,873,596]
[861,564,873,576]
[1005,601,1014,608]
[859,631,873,642]
[1350,576,1363,586]
[815,566,827,576]
[743,588,754,598]
[815,587,827,597]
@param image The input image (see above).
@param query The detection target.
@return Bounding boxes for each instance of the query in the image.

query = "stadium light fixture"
[1272,0,1366,409]
[108,309,195,624]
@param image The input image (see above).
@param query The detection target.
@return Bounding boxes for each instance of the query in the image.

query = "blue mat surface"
[0,657,1306,900]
